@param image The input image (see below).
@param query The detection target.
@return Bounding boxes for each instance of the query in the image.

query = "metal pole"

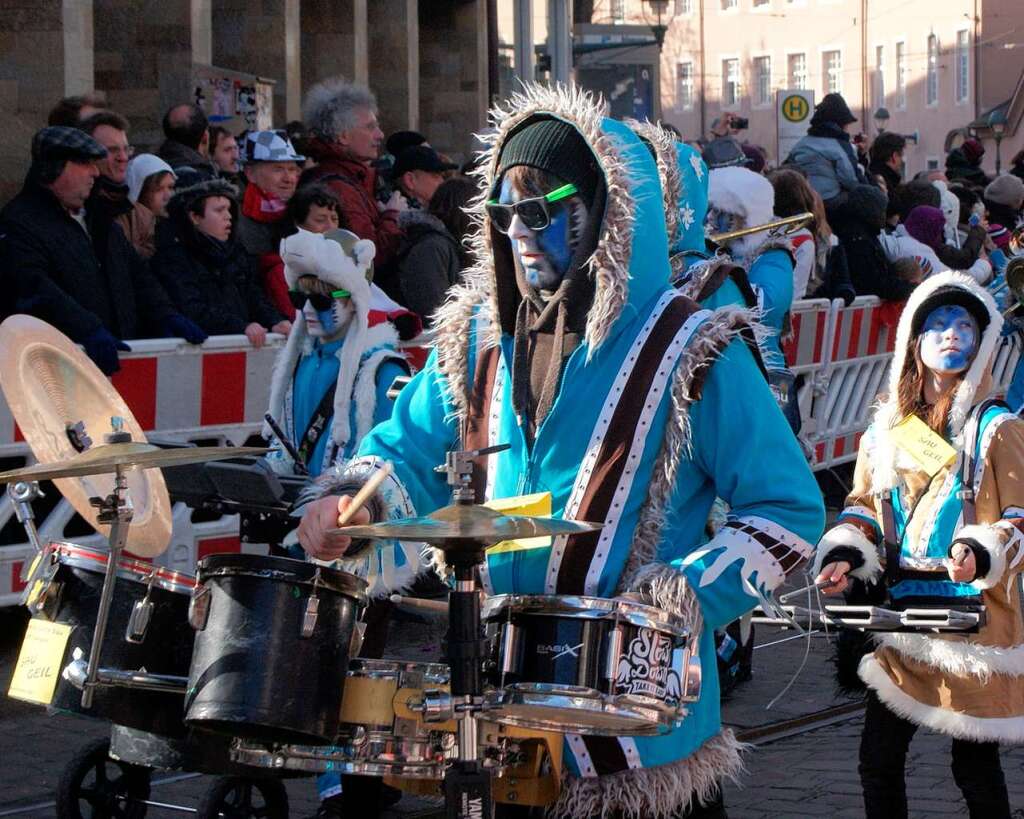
[81,467,132,709]
[513,0,535,84]
[548,0,573,84]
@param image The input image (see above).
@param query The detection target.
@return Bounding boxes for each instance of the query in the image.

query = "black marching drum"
[185,553,368,744]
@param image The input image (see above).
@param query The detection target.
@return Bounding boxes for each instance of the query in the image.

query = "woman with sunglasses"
[263,226,409,479]
[295,87,824,819]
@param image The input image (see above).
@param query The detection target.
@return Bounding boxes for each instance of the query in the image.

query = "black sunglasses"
[288,288,351,311]
[485,182,578,233]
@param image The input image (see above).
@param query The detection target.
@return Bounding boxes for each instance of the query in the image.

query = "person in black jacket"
[0,126,206,374]
[156,178,290,346]
[867,132,906,193]
[831,184,916,302]
[392,175,474,324]
[945,138,992,189]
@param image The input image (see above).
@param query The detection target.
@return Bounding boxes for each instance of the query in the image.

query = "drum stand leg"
[443,563,492,819]
[80,466,133,709]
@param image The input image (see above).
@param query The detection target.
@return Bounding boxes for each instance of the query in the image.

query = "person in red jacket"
[299,78,406,277]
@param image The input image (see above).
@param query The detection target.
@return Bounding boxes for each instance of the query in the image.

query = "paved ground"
[4,594,1024,817]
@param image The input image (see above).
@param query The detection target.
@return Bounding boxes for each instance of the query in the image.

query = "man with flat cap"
[0,126,205,374]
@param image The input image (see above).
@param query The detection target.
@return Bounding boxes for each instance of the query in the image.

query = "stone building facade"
[0,0,489,203]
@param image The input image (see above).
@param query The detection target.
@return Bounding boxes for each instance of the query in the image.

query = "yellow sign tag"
[8,619,73,705]
[890,415,957,477]
[782,94,810,122]
[484,492,553,554]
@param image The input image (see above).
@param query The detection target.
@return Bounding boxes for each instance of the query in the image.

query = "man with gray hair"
[301,77,406,269]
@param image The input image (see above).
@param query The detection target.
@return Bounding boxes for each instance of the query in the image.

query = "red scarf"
[242,183,286,223]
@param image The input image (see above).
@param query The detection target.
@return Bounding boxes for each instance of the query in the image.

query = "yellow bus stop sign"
[782,94,810,123]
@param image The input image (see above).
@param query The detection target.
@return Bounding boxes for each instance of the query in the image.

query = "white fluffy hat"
[707,166,775,228]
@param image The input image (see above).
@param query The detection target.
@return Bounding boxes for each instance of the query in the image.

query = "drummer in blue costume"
[298,85,824,818]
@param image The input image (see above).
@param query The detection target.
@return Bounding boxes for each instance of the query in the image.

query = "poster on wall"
[191,64,276,135]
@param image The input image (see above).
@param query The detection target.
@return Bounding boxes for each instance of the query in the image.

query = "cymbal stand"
[9,480,45,554]
[437,444,508,819]
[80,463,133,709]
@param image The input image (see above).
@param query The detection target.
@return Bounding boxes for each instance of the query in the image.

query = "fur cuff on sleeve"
[626,562,703,629]
[811,524,882,582]
[951,524,1013,591]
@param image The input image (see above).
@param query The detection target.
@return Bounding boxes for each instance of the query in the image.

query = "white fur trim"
[626,562,704,635]
[860,653,1024,742]
[877,633,1024,681]
[811,523,882,582]
[952,522,1022,591]
[549,730,746,819]
[351,341,406,447]
[707,167,775,233]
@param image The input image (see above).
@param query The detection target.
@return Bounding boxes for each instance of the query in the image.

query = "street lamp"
[989,109,1008,174]
[643,0,670,51]
[873,107,890,134]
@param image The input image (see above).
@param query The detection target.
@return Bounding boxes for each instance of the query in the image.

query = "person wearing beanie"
[153,178,289,345]
[296,85,823,819]
[931,180,987,271]
[983,173,1024,233]
[880,204,992,285]
[945,137,992,188]
[814,271,1024,818]
[785,91,866,209]
[0,126,205,374]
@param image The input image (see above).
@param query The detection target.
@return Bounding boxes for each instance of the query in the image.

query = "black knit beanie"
[496,118,599,208]
[911,285,991,337]
[810,93,857,127]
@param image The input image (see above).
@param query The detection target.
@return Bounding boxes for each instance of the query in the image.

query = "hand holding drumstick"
[297,462,393,562]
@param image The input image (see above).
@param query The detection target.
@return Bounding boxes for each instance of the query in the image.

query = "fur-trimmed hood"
[624,120,709,258]
[433,83,672,418]
[869,270,1003,491]
[707,166,775,229]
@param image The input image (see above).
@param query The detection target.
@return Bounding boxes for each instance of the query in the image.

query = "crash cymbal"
[332,502,603,546]
[0,316,173,557]
[0,442,269,484]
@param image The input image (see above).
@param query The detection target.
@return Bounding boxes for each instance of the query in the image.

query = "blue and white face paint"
[920,304,979,375]
[498,176,587,293]
[303,296,354,342]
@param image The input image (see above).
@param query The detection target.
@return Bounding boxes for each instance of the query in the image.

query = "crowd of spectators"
[0,79,478,374]
[1,83,1021,377]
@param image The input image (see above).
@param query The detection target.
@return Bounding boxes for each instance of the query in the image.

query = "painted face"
[302,295,354,340]
[919,304,979,375]
[498,176,583,292]
[704,207,737,238]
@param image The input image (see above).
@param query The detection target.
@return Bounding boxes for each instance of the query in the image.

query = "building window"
[675,0,693,13]
[677,62,695,110]
[895,41,907,109]
[754,56,772,106]
[610,0,626,23]
[788,53,807,90]
[823,50,842,95]
[722,58,740,107]
[721,0,738,10]
[926,34,939,105]
[926,157,940,171]
[956,30,970,103]
[873,45,885,109]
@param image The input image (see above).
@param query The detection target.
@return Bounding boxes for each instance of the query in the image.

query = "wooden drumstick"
[337,461,393,526]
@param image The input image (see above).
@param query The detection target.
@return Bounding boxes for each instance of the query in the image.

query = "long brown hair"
[895,338,963,435]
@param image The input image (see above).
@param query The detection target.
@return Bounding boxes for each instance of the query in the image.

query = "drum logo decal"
[537,642,583,659]
[616,629,681,702]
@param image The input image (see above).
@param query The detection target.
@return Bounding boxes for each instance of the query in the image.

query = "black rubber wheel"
[56,736,151,819]
[196,776,289,819]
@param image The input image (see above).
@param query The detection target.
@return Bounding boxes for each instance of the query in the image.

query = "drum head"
[0,316,171,557]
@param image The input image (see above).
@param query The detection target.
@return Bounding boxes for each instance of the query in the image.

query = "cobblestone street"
[5,603,1024,817]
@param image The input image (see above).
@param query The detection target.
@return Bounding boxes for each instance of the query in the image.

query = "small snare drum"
[230,659,458,780]
[483,595,699,736]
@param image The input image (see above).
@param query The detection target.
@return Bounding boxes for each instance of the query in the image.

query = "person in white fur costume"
[263,227,409,478]
[813,271,1024,818]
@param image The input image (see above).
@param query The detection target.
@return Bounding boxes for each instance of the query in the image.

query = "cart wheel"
[196,776,289,819]
[56,736,151,819]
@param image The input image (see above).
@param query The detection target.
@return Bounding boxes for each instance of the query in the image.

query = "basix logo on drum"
[615,629,682,703]
[536,642,583,659]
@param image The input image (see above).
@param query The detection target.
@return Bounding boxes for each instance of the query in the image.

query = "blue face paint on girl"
[919,304,979,374]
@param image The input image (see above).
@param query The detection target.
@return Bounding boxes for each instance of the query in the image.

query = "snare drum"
[21,542,195,736]
[185,554,367,744]
[230,659,458,780]
[483,595,697,736]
